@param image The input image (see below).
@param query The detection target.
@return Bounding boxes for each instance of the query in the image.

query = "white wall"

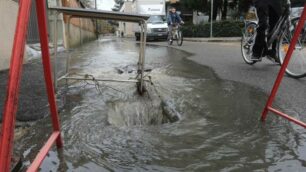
[118,1,135,37]
[48,0,66,46]
[66,22,97,48]
[0,0,19,70]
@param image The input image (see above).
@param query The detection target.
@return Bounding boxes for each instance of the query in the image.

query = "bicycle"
[168,24,183,46]
[241,0,306,78]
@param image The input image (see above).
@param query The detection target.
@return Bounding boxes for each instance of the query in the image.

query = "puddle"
[15,39,306,171]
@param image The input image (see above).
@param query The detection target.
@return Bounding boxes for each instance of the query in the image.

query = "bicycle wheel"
[177,30,183,46]
[168,33,173,45]
[278,18,306,78]
[241,22,257,65]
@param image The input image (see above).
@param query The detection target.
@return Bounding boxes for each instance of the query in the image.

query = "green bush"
[182,20,244,38]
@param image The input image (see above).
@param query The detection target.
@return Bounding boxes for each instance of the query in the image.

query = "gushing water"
[15,39,306,171]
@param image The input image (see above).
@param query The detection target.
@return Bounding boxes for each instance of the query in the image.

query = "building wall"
[118,2,135,37]
[48,0,65,46]
[0,0,19,70]
[49,0,96,48]
[61,0,97,48]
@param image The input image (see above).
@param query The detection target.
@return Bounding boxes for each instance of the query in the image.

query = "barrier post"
[261,5,306,128]
[35,0,63,148]
[0,0,63,170]
[27,0,64,171]
[0,0,33,171]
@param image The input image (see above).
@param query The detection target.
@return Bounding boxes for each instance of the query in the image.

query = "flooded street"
[16,38,306,171]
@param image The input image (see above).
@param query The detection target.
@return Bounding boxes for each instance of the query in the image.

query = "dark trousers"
[253,0,282,57]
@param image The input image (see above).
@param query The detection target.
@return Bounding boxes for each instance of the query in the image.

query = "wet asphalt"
[3,38,306,171]
[152,40,306,122]
[0,59,49,121]
[16,38,306,171]
[1,38,306,124]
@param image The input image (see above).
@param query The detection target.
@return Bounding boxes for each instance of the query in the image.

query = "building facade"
[0,0,98,71]
[118,1,135,37]
[57,0,97,48]
[0,0,20,70]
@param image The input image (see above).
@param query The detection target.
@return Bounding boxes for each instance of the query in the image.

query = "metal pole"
[67,17,72,76]
[63,77,139,83]
[53,12,59,91]
[80,18,83,45]
[261,5,306,122]
[64,16,73,92]
[138,23,144,93]
[95,0,98,38]
[210,0,213,38]
[35,0,63,148]
[140,21,147,94]
[138,23,144,74]
[0,0,32,170]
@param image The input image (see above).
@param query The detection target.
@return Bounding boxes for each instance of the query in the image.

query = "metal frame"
[0,0,63,171]
[50,7,149,94]
[0,4,149,171]
[261,4,306,128]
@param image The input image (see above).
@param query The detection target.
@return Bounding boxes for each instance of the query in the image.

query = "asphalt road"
[2,38,305,124]
[153,41,306,122]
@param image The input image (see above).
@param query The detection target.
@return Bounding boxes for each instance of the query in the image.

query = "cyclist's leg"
[253,1,268,59]
[268,4,281,58]
[168,25,173,41]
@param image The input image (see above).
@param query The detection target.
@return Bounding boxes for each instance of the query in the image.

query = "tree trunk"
[222,0,228,20]
[213,2,218,21]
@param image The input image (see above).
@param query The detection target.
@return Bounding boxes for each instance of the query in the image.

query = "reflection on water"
[16,39,306,171]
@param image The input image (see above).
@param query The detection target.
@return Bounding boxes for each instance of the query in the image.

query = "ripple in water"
[15,39,306,171]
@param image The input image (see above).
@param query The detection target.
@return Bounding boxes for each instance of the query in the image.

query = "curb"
[184,37,241,43]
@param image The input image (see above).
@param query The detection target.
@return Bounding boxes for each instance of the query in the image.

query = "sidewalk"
[0,60,48,122]
[0,49,68,122]
[184,37,241,43]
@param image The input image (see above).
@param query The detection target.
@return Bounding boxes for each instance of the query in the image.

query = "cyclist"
[251,0,282,62]
[167,7,184,42]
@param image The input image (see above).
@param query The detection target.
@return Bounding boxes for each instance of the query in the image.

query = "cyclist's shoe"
[251,54,262,62]
[266,55,280,64]
[266,50,280,64]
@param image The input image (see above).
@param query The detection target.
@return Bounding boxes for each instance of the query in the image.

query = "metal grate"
[152,28,168,32]
[27,0,40,43]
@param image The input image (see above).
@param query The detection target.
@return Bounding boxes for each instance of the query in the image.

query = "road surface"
[151,40,306,122]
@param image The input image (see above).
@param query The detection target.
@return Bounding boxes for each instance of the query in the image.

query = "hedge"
[182,20,244,38]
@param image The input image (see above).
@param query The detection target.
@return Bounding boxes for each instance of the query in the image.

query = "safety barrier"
[261,5,306,128]
[49,7,149,95]
[0,0,63,171]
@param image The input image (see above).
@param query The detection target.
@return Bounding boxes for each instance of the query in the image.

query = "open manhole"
[107,81,181,127]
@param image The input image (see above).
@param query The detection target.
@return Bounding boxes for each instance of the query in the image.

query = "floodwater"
[16,38,306,171]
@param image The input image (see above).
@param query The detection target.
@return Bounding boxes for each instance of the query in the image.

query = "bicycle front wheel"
[279,18,306,78]
[241,22,257,65]
[168,33,173,45]
[177,30,183,46]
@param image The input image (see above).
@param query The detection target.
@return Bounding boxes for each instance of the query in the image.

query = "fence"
[27,0,40,43]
